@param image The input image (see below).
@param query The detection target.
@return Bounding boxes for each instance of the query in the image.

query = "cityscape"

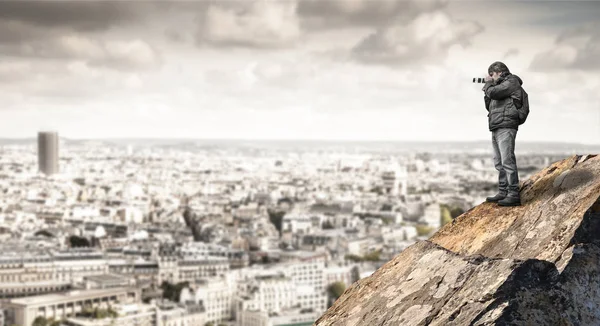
[0,132,598,326]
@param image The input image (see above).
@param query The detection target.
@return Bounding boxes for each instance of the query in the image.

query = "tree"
[107,307,118,318]
[32,317,47,326]
[161,281,189,302]
[440,205,453,226]
[449,206,465,219]
[328,281,346,299]
[327,281,346,308]
[344,254,363,262]
[267,209,285,235]
[322,220,334,229]
[380,204,393,211]
[69,235,90,247]
[95,307,108,319]
[416,224,434,237]
[363,249,382,261]
[381,217,394,225]
[34,230,54,238]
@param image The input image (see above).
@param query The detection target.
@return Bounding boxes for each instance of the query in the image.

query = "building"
[279,260,327,314]
[38,131,59,176]
[235,274,296,318]
[380,161,408,197]
[422,203,442,229]
[281,215,313,235]
[346,238,373,256]
[180,276,236,324]
[3,287,141,326]
[64,303,156,326]
[177,256,230,283]
[323,264,354,288]
[238,308,319,326]
[0,251,109,298]
[156,301,206,326]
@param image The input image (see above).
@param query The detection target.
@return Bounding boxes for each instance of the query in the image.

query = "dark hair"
[488,61,510,76]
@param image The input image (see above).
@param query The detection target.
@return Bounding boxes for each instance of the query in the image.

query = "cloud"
[530,21,600,71]
[0,61,31,79]
[503,48,519,59]
[0,1,141,32]
[0,2,164,72]
[297,0,449,30]
[2,35,162,71]
[165,29,187,44]
[351,10,483,67]
[196,1,302,49]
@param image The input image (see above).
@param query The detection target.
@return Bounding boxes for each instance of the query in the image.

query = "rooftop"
[9,287,133,306]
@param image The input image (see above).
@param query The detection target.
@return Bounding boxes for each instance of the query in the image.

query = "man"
[482,61,524,206]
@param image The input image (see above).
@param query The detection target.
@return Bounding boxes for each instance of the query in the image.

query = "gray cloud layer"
[0,2,139,31]
[351,10,483,66]
[297,0,449,30]
[530,21,600,71]
[0,2,162,71]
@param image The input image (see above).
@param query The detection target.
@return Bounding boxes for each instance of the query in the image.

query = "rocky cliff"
[315,154,600,326]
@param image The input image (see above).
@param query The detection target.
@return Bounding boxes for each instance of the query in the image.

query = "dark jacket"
[482,73,523,131]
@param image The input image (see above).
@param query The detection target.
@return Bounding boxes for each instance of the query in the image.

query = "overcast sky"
[1,0,599,144]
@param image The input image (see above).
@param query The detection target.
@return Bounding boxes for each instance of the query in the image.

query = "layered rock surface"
[315,154,600,326]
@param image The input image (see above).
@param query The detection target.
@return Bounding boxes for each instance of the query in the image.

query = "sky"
[1,0,599,144]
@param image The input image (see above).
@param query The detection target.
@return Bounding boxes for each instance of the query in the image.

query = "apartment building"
[3,287,140,326]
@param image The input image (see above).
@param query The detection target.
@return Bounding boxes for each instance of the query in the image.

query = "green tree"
[32,317,47,326]
[69,235,91,247]
[107,307,118,318]
[161,281,189,302]
[267,209,285,235]
[322,220,334,229]
[344,254,363,262]
[440,205,453,226]
[95,307,109,319]
[449,206,465,219]
[363,249,382,261]
[381,217,394,225]
[416,224,434,237]
[35,230,54,238]
[380,204,393,211]
[327,281,346,299]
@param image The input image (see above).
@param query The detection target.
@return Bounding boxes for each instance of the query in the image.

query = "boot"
[498,195,521,206]
[486,192,507,202]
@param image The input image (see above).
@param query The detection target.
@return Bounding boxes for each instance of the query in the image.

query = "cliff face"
[315,154,600,326]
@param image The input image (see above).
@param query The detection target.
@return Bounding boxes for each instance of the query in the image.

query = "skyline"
[1,1,600,144]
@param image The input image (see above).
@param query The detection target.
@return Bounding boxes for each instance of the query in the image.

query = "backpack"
[513,87,529,125]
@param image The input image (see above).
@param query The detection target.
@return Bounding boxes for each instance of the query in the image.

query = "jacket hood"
[503,73,523,86]
[511,74,523,86]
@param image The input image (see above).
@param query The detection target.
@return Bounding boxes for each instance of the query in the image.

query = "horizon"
[1,135,600,145]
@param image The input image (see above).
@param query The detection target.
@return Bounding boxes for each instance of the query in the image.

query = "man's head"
[488,61,510,81]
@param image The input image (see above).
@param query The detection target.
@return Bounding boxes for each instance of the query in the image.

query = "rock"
[315,154,600,326]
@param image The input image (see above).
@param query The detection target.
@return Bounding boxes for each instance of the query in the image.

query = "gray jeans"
[492,128,520,197]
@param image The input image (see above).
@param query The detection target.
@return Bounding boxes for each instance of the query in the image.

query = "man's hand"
[482,74,494,91]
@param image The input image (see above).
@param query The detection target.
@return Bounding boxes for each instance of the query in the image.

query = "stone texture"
[315,154,600,326]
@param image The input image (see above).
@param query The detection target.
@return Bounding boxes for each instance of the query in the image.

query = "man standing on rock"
[483,61,524,206]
